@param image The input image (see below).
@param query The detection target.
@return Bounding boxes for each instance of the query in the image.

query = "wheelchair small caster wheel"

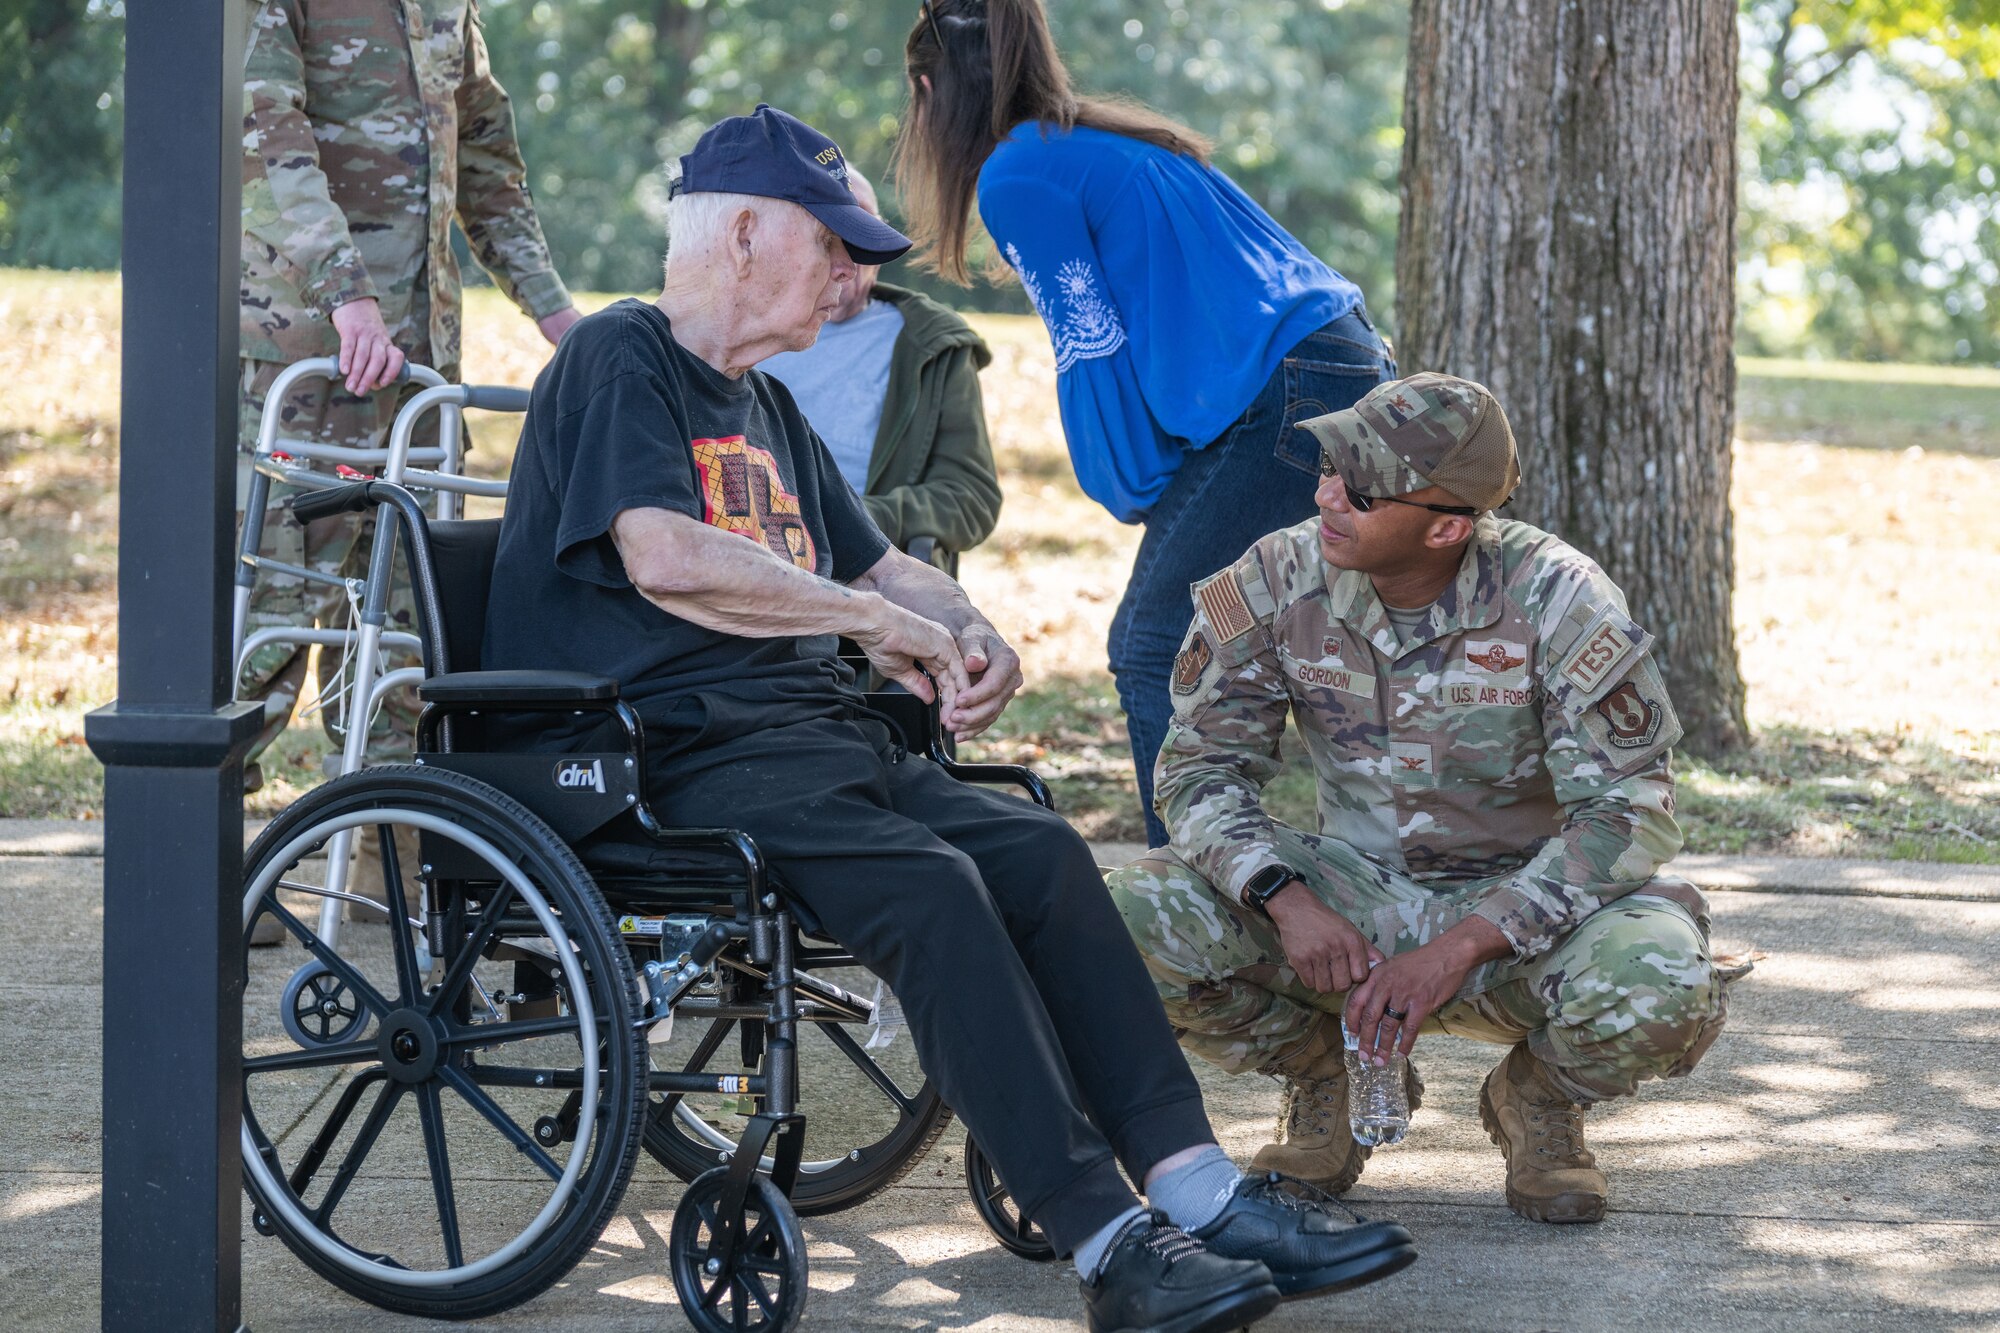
[669,1166,807,1333]
[965,1136,1055,1261]
[533,1115,565,1148]
[250,1206,275,1238]
[280,960,368,1048]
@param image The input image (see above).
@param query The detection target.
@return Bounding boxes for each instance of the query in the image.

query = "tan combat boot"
[1249,1017,1424,1194]
[1478,1043,1608,1223]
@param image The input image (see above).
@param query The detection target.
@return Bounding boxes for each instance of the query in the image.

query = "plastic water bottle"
[1342,1009,1411,1147]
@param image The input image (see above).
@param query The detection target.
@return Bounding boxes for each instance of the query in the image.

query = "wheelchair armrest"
[419,670,620,706]
[936,756,1056,811]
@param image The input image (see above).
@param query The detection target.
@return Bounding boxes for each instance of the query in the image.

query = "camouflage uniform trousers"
[237,357,455,770]
[1107,823,1726,1103]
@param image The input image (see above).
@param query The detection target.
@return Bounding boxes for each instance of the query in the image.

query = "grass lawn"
[3,272,1996,862]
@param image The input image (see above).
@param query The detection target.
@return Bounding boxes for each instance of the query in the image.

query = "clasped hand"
[850,613,1023,742]
[1268,882,1484,1065]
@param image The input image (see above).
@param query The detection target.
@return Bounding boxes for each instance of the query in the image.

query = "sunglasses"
[1319,448,1481,516]
[920,0,945,49]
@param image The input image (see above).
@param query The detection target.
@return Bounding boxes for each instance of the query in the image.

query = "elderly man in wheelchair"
[237,105,1415,1333]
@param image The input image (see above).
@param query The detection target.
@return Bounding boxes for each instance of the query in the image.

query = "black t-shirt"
[482,299,891,748]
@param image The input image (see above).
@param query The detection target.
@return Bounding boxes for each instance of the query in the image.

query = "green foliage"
[1740,0,2000,364]
[3,0,1994,365]
[0,1,123,269]
[483,0,1407,311]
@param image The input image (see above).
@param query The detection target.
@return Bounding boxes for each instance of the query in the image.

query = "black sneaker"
[1081,1210,1281,1333]
[1190,1173,1418,1301]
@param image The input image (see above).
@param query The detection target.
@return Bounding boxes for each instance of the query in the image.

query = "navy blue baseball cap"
[674,104,912,265]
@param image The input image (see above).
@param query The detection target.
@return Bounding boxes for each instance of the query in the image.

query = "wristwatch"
[1240,864,1298,915]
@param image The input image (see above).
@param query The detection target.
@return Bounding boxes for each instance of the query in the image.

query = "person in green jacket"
[758,168,1002,571]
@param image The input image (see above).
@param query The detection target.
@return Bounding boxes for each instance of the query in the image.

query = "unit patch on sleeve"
[1593,683,1663,749]
[1193,570,1257,646]
[691,436,817,570]
[1172,635,1214,694]
[1559,613,1638,695]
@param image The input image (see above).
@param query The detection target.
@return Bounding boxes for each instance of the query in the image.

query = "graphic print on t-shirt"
[691,436,817,570]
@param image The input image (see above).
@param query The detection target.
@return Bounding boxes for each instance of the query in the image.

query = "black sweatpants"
[632,705,1214,1254]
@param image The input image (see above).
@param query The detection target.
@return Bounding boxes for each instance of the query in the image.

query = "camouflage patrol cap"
[1300,373,1521,511]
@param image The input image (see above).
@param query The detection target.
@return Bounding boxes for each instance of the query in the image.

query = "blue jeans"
[1108,308,1396,847]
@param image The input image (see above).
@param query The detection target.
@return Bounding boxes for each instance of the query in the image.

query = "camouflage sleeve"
[1154,561,1296,906]
[242,0,376,315]
[1469,573,1686,959]
[453,1,572,321]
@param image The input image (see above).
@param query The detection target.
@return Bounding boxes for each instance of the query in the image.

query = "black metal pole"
[84,1,261,1327]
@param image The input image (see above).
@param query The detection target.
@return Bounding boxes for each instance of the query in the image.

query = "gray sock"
[1073,1204,1148,1283]
[1146,1146,1243,1234]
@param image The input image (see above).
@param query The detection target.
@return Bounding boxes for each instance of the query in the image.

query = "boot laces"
[1532,1102,1587,1161]
[1241,1171,1363,1225]
[1137,1223,1207,1266]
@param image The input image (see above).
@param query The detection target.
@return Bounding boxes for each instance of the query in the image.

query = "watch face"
[1248,868,1291,902]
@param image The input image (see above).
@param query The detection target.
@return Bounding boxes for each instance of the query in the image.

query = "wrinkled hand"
[1266,882,1382,995]
[330,297,405,396]
[942,621,1023,740]
[851,601,968,710]
[1344,941,1477,1066]
[537,306,582,345]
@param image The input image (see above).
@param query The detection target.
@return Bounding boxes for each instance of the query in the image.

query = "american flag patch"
[1194,572,1256,645]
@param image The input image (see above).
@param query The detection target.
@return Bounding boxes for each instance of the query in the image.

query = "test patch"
[1559,613,1637,695]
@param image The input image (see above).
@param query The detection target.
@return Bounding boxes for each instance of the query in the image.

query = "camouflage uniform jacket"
[240,0,571,366]
[1157,515,1685,961]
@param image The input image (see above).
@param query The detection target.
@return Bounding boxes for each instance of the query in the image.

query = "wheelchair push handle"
[461,384,532,413]
[289,481,377,524]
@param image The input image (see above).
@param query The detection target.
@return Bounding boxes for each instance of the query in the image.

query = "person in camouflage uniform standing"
[237,0,577,793]
[1106,374,1726,1224]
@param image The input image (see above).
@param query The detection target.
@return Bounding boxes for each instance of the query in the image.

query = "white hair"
[663,188,762,274]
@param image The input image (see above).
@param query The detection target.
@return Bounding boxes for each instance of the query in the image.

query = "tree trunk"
[1396,0,1748,752]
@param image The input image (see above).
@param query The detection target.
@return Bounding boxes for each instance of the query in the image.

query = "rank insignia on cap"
[1595,683,1662,748]
[1193,571,1256,646]
[1172,636,1213,694]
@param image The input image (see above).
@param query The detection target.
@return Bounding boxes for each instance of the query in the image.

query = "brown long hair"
[892,0,1213,285]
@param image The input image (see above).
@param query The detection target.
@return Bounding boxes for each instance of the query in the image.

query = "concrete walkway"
[2,824,1996,1330]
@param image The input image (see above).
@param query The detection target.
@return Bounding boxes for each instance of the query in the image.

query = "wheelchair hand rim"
[241,804,601,1287]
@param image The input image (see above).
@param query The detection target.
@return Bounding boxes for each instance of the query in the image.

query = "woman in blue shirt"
[896,0,1395,846]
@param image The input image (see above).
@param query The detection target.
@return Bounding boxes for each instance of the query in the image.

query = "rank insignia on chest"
[1595,683,1663,748]
[1172,636,1213,694]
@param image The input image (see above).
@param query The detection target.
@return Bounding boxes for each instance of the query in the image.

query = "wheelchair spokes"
[240,771,646,1317]
[643,956,952,1216]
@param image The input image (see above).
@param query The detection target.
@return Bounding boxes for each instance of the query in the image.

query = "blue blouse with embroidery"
[978,122,1362,522]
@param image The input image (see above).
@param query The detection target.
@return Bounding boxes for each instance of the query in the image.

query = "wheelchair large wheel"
[642,954,952,1216]
[240,766,647,1320]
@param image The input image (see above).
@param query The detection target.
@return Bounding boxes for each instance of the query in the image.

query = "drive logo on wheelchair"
[552,758,608,794]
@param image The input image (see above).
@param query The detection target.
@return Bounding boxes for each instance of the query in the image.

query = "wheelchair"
[235,376,1057,1328]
